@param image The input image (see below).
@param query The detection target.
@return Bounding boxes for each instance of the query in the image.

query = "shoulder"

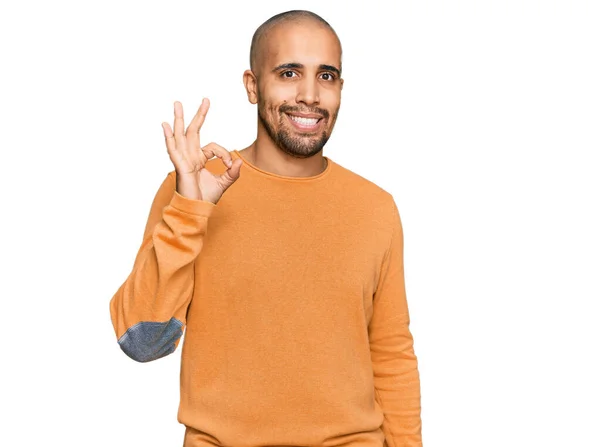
[330,158,397,218]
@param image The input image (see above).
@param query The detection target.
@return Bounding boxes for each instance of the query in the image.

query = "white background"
[1,0,598,446]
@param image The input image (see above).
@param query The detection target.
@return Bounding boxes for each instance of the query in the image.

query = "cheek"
[267,85,296,107]
[259,97,279,119]
[324,90,342,111]
[322,93,341,126]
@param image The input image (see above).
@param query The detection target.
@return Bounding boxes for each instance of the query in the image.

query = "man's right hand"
[161,99,242,204]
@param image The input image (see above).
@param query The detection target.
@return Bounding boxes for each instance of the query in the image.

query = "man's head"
[243,10,343,159]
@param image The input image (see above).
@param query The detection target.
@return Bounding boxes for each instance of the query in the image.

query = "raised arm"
[108,99,243,362]
[369,197,423,446]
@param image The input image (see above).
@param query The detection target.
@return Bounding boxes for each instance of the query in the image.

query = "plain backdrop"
[1,0,598,446]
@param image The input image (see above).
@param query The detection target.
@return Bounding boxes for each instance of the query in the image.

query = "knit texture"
[109,150,422,447]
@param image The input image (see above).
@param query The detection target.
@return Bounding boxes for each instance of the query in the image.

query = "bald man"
[110,9,423,447]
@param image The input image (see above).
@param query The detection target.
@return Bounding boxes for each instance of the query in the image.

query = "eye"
[281,70,297,78]
[320,72,336,81]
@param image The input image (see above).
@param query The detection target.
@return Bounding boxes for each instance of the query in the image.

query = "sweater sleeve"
[109,171,216,363]
[369,197,423,447]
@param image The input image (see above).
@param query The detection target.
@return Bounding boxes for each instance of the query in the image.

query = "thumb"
[218,158,243,190]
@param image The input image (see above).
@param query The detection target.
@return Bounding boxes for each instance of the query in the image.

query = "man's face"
[254,22,343,158]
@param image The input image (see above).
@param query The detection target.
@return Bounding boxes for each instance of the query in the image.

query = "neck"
[240,127,327,177]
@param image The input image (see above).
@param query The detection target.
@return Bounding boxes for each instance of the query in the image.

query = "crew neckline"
[232,149,332,182]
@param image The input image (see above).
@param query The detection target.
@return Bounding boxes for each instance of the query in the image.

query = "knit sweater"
[109,149,422,447]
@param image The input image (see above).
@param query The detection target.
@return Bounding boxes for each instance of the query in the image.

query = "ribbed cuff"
[169,190,216,217]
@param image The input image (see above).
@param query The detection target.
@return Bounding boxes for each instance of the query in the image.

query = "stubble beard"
[257,98,338,159]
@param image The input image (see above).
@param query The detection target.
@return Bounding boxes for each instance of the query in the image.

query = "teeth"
[289,114,319,126]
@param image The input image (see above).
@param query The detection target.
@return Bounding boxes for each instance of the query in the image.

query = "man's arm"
[369,196,422,447]
[109,171,216,362]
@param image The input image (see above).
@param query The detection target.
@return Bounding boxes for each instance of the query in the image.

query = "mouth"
[285,113,323,132]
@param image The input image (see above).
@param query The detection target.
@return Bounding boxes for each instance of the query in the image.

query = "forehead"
[262,21,341,69]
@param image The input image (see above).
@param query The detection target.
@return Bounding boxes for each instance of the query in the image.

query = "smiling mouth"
[285,113,323,131]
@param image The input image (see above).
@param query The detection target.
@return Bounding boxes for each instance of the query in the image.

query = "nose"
[295,77,320,106]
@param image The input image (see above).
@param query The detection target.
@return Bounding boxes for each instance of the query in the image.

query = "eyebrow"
[272,62,341,77]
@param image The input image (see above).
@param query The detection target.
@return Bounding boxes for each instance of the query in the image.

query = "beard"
[257,98,338,159]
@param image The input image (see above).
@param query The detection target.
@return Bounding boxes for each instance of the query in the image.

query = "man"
[109,9,422,447]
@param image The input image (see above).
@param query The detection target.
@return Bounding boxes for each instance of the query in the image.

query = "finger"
[186,98,209,157]
[187,98,210,136]
[162,122,180,166]
[162,122,176,153]
[201,142,234,168]
[173,101,185,149]
[218,158,243,188]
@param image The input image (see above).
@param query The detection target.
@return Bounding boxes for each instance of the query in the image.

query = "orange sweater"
[109,150,422,447]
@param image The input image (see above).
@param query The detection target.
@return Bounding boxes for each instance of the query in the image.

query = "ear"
[340,77,344,90]
[243,69,258,104]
